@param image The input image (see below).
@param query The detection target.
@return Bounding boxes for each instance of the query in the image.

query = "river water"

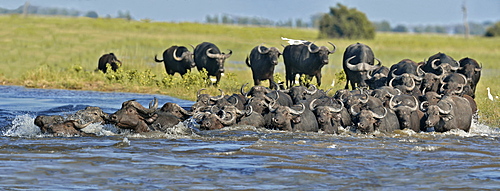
[0,85,499,190]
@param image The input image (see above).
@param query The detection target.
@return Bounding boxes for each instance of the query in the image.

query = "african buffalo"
[421,52,460,75]
[343,43,381,90]
[266,102,318,132]
[421,95,472,132]
[246,44,282,89]
[194,42,232,85]
[389,94,422,132]
[35,106,109,136]
[309,98,351,134]
[109,98,181,133]
[155,45,196,76]
[366,66,389,90]
[458,57,482,98]
[97,53,122,73]
[283,42,336,87]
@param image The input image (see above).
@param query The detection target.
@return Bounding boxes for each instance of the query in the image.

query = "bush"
[485,21,500,37]
[318,3,375,39]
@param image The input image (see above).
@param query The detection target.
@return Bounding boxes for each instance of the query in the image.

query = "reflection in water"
[0,85,499,190]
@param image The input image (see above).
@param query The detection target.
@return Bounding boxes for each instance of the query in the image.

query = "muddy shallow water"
[1,85,499,190]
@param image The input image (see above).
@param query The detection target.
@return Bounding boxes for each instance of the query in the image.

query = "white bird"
[487,87,494,101]
[281,37,308,45]
[330,79,335,87]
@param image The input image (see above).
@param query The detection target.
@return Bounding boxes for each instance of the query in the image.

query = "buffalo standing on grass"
[283,42,336,88]
[194,42,232,85]
[155,45,196,76]
[97,53,122,73]
[246,44,282,89]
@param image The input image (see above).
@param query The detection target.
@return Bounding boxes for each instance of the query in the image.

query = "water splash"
[2,114,40,137]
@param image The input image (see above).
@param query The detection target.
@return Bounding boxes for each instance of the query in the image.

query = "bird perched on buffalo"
[97,53,122,73]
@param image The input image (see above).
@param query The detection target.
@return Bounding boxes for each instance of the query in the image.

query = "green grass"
[1,15,500,126]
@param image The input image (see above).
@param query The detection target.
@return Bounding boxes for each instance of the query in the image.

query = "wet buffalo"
[109,98,180,133]
[458,57,482,98]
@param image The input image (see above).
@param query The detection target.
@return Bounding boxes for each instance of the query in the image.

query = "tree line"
[1,3,498,38]
[0,4,132,20]
[373,20,494,36]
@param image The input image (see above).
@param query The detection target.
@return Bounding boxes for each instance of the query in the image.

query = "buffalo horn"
[307,42,319,53]
[430,58,440,70]
[245,105,253,116]
[410,96,419,111]
[289,103,305,115]
[72,120,92,129]
[206,48,220,59]
[420,101,429,111]
[173,47,183,61]
[375,57,382,66]
[371,107,387,119]
[328,42,337,54]
[224,50,233,58]
[305,84,318,95]
[257,43,270,54]
[197,88,206,100]
[240,83,249,97]
[130,99,157,115]
[437,101,452,114]
[216,110,236,126]
[360,93,369,104]
[210,89,225,101]
[309,99,318,111]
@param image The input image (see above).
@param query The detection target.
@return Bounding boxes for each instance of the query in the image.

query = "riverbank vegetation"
[1,15,499,126]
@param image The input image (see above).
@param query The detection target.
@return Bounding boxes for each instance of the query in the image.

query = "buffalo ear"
[292,115,301,124]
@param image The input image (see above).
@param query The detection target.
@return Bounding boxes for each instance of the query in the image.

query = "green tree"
[84,11,98,18]
[392,24,408,33]
[318,3,375,39]
[485,21,500,37]
[374,20,391,32]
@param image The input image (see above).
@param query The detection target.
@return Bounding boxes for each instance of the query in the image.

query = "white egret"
[281,37,308,45]
[487,87,494,101]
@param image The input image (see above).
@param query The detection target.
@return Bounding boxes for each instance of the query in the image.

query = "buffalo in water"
[97,53,122,73]
[282,41,336,88]
[155,45,196,76]
[194,42,232,85]
[34,106,109,136]
[246,44,282,89]
[109,98,181,133]
[343,43,382,90]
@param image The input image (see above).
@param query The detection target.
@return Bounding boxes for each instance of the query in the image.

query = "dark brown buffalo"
[283,42,336,87]
[155,45,196,76]
[343,43,381,90]
[194,42,232,85]
[421,95,472,132]
[246,44,282,89]
[458,57,482,98]
[389,94,422,132]
[109,98,181,133]
[35,106,109,136]
[97,53,122,73]
[309,98,351,134]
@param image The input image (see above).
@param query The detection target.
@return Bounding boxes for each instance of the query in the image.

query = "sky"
[1,0,499,25]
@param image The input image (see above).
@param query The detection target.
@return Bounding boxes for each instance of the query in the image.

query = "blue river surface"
[0,85,499,190]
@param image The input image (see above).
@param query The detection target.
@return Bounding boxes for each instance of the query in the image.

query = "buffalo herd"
[40,41,481,136]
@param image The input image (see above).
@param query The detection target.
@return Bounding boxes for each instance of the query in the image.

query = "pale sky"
[1,0,498,25]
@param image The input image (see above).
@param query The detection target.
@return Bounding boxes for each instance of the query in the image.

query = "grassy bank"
[1,15,499,126]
